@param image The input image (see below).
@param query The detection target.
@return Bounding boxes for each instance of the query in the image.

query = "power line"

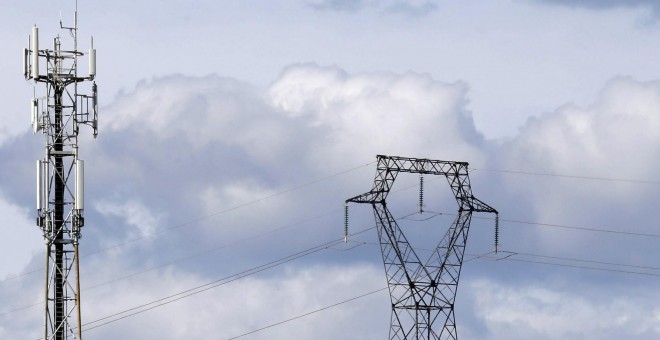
[7,162,657,334]
[351,237,660,278]
[223,249,660,338]
[226,287,389,340]
[490,252,660,278]
[6,162,654,289]
[348,209,660,278]
[73,207,420,332]
[7,163,655,288]
[0,269,40,284]
[9,211,657,338]
[216,245,660,339]
[419,210,660,240]
[501,251,660,272]
[52,213,660,329]
[0,209,347,318]
[83,209,342,291]
[496,217,660,239]
[105,163,655,259]
[217,246,660,340]
[2,161,375,285]
[5,169,420,288]
[0,301,42,318]
[81,240,342,331]
[71,168,660,307]
[94,207,652,296]
[84,160,376,256]
[472,168,660,185]
[80,226,376,333]
[97,160,656,267]
[201,246,660,340]
[350,229,660,278]
[185,245,660,340]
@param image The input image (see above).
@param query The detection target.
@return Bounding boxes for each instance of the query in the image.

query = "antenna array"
[25,4,98,339]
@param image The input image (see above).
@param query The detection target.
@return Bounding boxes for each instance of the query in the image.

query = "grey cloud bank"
[3,1,660,338]
[2,63,660,339]
[305,0,438,15]
[535,0,660,12]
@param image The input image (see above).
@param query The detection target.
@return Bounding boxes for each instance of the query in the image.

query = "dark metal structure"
[25,4,98,339]
[346,155,497,339]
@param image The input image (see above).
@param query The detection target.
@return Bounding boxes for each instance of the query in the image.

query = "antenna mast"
[25,2,98,339]
[346,155,498,339]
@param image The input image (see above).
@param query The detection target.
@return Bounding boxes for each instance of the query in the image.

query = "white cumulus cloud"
[4,66,660,340]
[80,263,388,340]
[470,278,660,339]
[305,0,438,16]
[268,64,486,169]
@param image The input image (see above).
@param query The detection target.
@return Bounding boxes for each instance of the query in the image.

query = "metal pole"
[53,48,65,340]
[44,244,50,340]
[75,243,82,340]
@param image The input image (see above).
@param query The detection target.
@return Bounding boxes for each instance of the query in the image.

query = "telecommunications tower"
[345,155,498,340]
[24,2,98,339]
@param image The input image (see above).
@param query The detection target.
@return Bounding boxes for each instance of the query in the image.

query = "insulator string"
[495,213,500,253]
[344,203,349,243]
[418,174,424,214]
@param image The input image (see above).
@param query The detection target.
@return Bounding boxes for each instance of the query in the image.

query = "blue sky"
[1,0,660,339]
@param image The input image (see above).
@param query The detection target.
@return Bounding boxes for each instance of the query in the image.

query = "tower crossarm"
[346,155,498,214]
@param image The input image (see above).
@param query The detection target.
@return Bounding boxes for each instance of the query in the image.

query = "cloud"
[0,274,42,339]
[499,76,660,206]
[95,199,163,240]
[82,64,485,247]
[3,65,660,339]
[80,263,388,340]
[268,64,486,169]
[491,76,660,261]
[306,0,367,12]
[305,0,438,16]
[0,192,42,279]
[533,0,660,13]
[0,63,484,275]
[470,279,660,339]
[0,64,490,338]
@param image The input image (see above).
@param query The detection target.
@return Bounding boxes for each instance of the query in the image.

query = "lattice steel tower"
[24,2,98,339]
[346,155,498,340]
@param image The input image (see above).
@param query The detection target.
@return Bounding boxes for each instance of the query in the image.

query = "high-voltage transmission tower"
[24,2,98,339]
[345,155,498,340]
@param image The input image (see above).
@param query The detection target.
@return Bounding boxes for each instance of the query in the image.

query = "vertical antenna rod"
[25,3,98,339]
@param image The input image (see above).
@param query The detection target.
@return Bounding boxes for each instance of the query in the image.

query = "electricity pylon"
[346,155,498,339]
[24,3,98,339]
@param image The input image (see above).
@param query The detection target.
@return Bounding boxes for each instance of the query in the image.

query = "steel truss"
[347,155,497,339]
[26,9,97,340]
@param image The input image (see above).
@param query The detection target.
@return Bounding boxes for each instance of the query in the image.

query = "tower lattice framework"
[24,4,98,339]
[346,155,497,340]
